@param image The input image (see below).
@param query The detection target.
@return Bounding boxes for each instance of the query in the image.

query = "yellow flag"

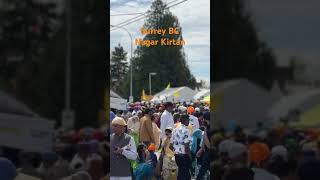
[212,91,223,112]
[173,90,180,98]
[166,83,170,89]
[201,95,210,103]
[141,89,146,101]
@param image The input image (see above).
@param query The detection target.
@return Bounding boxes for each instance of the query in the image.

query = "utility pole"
[62,0,75,129]
[149,72,157,96]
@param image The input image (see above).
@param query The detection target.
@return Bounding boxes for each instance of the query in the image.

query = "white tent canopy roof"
[212,79,277,128]
[0,91,37,117]
[270,81,283,100]
[0,91,53,152]
[266,88,320,121]
[193,89,210,100]
[110,90,127,110]
[110,90,122,98]
[151,86,197,103]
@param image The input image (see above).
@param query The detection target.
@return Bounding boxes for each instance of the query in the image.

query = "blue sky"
[110,0,210,85]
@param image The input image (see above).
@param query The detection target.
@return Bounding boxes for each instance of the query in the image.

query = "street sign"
[62,109,75,129]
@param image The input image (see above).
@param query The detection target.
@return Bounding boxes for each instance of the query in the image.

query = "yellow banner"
[212,91,223,112]
[173,90,180,98]
[141,89,153,101]
[166,83,170,90]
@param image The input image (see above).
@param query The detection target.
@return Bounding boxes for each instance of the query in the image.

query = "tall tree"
[0,0,60,100]
[1,0,107,128]
[119,0,196,100]
[213,0,276,90]
[110,44,128,90]
[289,56,306,82]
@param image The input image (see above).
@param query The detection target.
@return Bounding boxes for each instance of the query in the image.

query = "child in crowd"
[161,127,177,180]
[134,144,153,180]
[148,143,158,168]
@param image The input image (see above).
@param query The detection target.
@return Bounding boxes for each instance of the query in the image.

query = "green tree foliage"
[1,0,106,128]
[0,0,60,95]
[213,0,276,90]
[45,0,106,128]
[289,56,306,81]
[110,44,128,90]
[119,0,196,100]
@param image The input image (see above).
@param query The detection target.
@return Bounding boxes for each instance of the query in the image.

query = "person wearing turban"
[0,158,16,180]
[249,143,280,180]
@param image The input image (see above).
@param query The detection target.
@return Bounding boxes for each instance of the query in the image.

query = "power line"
[110,12,145,16]
[110,0,187,31]
[110,15,147,32]
[110,0,185,30]
[111,12,146,28]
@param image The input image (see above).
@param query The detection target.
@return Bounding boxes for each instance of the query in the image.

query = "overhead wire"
[110,0,187,31]
[110,12,145,16]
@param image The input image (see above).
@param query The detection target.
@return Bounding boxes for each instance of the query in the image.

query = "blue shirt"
[110,111,116,134]
[110,111,116,125]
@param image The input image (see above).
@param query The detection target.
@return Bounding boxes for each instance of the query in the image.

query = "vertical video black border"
[209,1,214,127]
[106,0,111,175]
[210,0,214,178]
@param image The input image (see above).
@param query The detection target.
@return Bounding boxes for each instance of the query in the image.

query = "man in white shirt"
[127,111,142,133]
[171,114,192,180]
[110,117,138,180]
[160,102,174,141]
[189,113,200,131]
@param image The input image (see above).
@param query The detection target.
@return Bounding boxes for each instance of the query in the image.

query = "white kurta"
[160,110,174,140]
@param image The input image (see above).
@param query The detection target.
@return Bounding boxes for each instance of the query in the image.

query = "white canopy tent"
[0,91,38,116]
[193,89,210,101]
[0,91,54,152]
[266,88,320,123]
[212,79,278,129]
[270,81,283,101]
[151,86,197,103]
[110,90,127,110]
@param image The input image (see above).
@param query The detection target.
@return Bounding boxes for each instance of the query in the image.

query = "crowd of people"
[208,121,320,180]
[3,99,319,180]
[0,126,110,180]
[110,101,211,180]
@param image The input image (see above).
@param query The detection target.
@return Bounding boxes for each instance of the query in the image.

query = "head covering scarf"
[249,143,270,167]
[191,129,204,154]
[92,130,104,141]
[219,139,234,154]
[0,158,16,180]
[271,145,288,162]
[227,142,247,160]
[110,111,116,123]
[134,163,153,180]
[212,133,224,145]
[284,138,298,155]
[187,106,195,114]
[148,143,156,152]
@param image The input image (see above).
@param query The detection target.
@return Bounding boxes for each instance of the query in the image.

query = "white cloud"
[110,0,210,80]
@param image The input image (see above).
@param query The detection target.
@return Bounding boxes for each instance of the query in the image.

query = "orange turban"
[187,106,195,114]
[249,143,270,167]
[148,143,156,152]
